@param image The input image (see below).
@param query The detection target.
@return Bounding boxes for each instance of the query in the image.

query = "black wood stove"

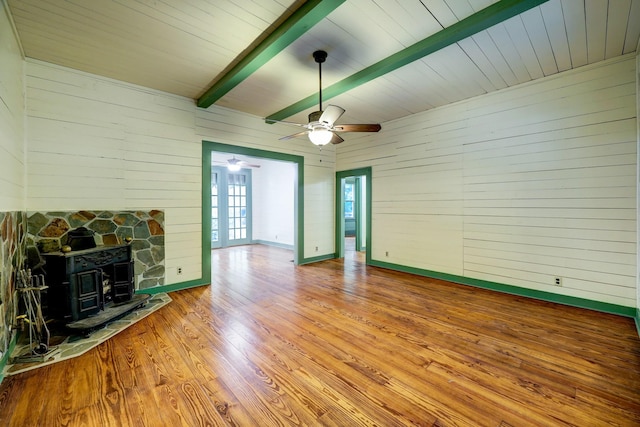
[41,243,149,333]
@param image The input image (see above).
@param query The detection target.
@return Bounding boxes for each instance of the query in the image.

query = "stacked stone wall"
[27,210,165,290]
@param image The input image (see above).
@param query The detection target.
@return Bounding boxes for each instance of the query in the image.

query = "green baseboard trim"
[635,309,640,337]
[0,331,18,384]
[369,259,636,319]
[253,240,294,250]
[136,278,209,295]
[299,253,337,265]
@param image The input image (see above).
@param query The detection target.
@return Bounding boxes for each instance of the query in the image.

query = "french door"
[211,167,252,248]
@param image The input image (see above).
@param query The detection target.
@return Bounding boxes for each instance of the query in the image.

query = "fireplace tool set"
[12,269,60,363]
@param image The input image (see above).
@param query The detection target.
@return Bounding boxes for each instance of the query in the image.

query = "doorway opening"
[202,141,305,287]
[335,167,372,264]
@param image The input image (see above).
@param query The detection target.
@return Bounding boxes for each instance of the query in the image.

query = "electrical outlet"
[554,277,562,286]
[177,267,183,275]
[385,251,389,257]
[315,246,318,252]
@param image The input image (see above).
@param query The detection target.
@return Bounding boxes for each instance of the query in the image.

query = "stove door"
[73,269,103,320]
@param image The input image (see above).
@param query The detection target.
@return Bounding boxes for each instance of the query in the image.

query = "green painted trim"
[197,0,346,108]
[369,259,636,318]
[202,147,213,286]
[0,332,17,384]
[136,279,209,295]
[202,141,305,269]
[336,167,372,265]
[335,176,345,257]
[635,308,640,337]
[266,0,549,122]
[299,253,336,265]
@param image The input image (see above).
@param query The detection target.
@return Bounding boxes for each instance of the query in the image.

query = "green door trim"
[336,167,372,264]
[202,141,305,286]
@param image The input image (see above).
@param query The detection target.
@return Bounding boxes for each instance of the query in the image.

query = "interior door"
[211,166,252,248]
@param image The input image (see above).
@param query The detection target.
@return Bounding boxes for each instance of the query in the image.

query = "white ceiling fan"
[213,156,261,171]
[276,50,381,146]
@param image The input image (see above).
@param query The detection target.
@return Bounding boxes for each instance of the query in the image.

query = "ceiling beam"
[197,0,345,109]
[265,0,549,123]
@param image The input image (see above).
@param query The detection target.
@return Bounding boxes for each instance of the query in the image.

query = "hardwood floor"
[1,244,639,426]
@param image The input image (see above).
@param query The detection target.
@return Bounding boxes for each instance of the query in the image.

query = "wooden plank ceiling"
[7,0,640,126]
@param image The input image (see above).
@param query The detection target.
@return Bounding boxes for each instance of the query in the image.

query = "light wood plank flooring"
[1,244,639,426]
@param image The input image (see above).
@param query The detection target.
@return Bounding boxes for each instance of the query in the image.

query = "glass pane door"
[211,166,252,248]
[227,173,248,243]
[211,170,220,247]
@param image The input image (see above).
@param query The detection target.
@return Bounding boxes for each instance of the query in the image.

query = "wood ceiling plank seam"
[519,7,559,76]
[12,2,240,66]
[457,38,509,90]
[400,59,465,106]
[367,0,443,45]
[342,80,420,117]
[442,45,502,94]
[322,3,409,58]
[115,0,263,42]
[502,16,545,79]
[486,24,533,84]
[421,0,463,27]
[585,0,608,63]
[622,0,640,53]
[379,64,453,108]
[265,0,551,123]
[444,0,478,19]
[538,0,571,72]
[196,0,346,109]
[18,25,216,75]
[470,31,520,87]
[77,0,245,58]
[604,0,632,59]
[561,0,588,68]
[351,0,418,45]
[422,47,492,97]
[477,0,503,12]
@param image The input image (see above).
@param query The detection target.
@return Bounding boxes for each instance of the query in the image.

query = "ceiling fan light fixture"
[308,127,333,146]
[227,158,241,171]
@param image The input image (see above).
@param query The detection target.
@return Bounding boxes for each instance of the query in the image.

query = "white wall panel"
[252,160,295,246]
[25,60,202,283]
[25,59,336,284]
[0,3,25,210]
[339,54,637,308]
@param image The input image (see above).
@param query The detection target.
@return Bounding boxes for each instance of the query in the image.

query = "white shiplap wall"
[252,159,296,246]
[25,60,336,285]
[636,48,640,314]
[338,54,637,307]
[0,2,25,210]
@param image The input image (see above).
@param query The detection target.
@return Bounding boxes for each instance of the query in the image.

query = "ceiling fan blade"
[265,118,308,128]
[319,105,345,127]
[279,130,309,141]
[333,124,381,133]
[239,161,261,168]
[330,133,344,145]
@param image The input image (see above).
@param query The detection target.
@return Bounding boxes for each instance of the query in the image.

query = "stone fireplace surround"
[0,212,27,365]
[0,209,167,377]
[27,210,165,291]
